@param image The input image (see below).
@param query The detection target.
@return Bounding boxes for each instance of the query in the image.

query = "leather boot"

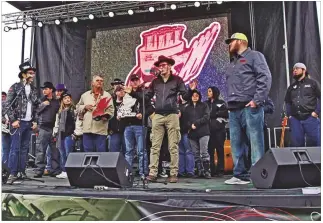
[203,161,212,179]
[195,162,204,177]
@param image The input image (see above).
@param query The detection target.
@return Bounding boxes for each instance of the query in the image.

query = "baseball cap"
[293,63,306,70]
[225,33,248,44]
[130,73,140,81]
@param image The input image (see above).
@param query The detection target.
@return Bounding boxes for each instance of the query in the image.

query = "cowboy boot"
[203,161,212,179]
[195,162,204,177]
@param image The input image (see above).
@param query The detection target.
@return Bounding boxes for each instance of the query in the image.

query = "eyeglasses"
[158,63,168,68]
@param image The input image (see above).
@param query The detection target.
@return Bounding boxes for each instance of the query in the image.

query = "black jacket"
[108,100,126,134]
[37,96,60,130]
[130,74,192,115]
[179,103,190,134]
[205,99,228,132]
[185,99,210,139]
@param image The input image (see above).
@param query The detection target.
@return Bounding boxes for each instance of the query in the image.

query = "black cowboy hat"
[18,60,36,78]
[154,55,175,67]
[40,82,56,91]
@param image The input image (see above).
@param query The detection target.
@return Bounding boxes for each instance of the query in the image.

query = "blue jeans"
[58,136,75,171]
[45,145,52,170]
[8,121,32,175]
[289,116,321,147]
[179,133,195,174]
[2,133,11,164]
[124,125,148,176]
[108,133,126,155]
[83,133,107,152]
[229,107,264,180]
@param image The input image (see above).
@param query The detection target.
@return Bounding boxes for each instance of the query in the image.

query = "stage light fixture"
[22,23,28,30]
[89,14,94,20]
[72,17,78,23]
[108,12,114,17]
[55,19,61,25]
[37,21,43,27]
[170,4,177,10]
[149,7,155,12]
[217,1,223,4]
[4,26,10,32]
[194,2,201,7]
[128,9,134,15]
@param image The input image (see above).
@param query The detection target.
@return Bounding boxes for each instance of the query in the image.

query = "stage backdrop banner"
[91,16,229,101]
[2,194,319,221]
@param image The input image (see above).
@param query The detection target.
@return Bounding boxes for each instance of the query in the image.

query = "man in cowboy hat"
[4,60,40,184]
[34,81,60,178]
[124,55,197,183]
[224,33,272,185]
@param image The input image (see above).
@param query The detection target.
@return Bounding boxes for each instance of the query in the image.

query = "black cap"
[61,92,72,99]
[130,73,140,81]
[40,82,56,91]
[111,78,124,86]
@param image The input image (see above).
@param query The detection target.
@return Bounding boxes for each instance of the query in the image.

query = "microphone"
[150,67,161,77]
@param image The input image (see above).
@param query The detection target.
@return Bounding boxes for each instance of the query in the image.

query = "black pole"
[21,16,26,63]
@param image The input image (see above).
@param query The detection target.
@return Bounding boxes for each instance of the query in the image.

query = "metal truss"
[2,1,222,25]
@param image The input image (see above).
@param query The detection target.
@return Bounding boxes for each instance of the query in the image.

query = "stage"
[2,168,321,221]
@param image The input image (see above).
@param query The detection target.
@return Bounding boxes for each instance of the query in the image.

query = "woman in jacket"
[205,86,228,176]
[53,93,77,179]
[185,90,211,178]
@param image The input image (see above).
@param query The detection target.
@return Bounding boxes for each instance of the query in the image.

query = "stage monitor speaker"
[251,147,321,189]
[65,152,133,188]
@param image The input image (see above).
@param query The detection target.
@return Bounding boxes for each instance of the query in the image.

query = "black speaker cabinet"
[251,147,321,189]
[65,152,133,188]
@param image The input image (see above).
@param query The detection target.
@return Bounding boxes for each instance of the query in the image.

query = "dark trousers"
[208,129,226,174]
[35,127,54,174]
[108,133,126,155]
[289,116,321,147]
[2,132,11,164]
[8,121,32,175]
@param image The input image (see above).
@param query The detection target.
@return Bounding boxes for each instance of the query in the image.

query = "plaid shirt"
[4,81,40,122]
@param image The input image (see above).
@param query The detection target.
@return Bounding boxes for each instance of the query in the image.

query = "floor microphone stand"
[141,87,148,189]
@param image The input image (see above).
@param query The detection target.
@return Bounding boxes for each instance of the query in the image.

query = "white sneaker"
[224,177,250,185]
[56,172,68,179]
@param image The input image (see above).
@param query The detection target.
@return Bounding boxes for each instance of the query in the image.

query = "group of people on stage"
[2,32,321,185]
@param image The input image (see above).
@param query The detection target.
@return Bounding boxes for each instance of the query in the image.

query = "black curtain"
[33,23,87,102]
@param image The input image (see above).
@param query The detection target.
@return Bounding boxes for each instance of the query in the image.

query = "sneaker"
[7,174,18,184]
[56,172,68,179]
[158,168,168,178]
[224,177,250,185]
[186,172,195,178]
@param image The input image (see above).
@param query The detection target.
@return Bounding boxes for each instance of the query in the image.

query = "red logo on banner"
[126,22,221,86]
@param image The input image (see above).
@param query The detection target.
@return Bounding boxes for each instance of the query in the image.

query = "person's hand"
[245,100,257,108]
[189,79,198,90]
[136,113,143,120]
[123,86,132,94]
[117,116,121,120]
[31,122,37,130]
[191,124,196,129]
[312,112,319,118]
[12,120,20,128]
[85,105,94,111]
[178,112,181,118]
[101,117,108,121]
[42,101,50,105]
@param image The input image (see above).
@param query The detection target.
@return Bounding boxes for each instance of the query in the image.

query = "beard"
[293,73,303,80]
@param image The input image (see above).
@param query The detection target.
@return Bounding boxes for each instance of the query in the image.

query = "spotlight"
[37,21,43,27]
[4,26,10,32]
[72,17,78,23]
[128,9,134,15]
[194,1,201,7]
[108,12,114,17]
[170,4,177,10]
[22,23,28,30]
[55,19,61,25]
[217,1,223,4]
[149,7,155,12]
[89,14,94,20]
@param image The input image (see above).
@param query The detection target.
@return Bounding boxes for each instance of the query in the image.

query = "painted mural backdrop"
[91,16,229,101]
